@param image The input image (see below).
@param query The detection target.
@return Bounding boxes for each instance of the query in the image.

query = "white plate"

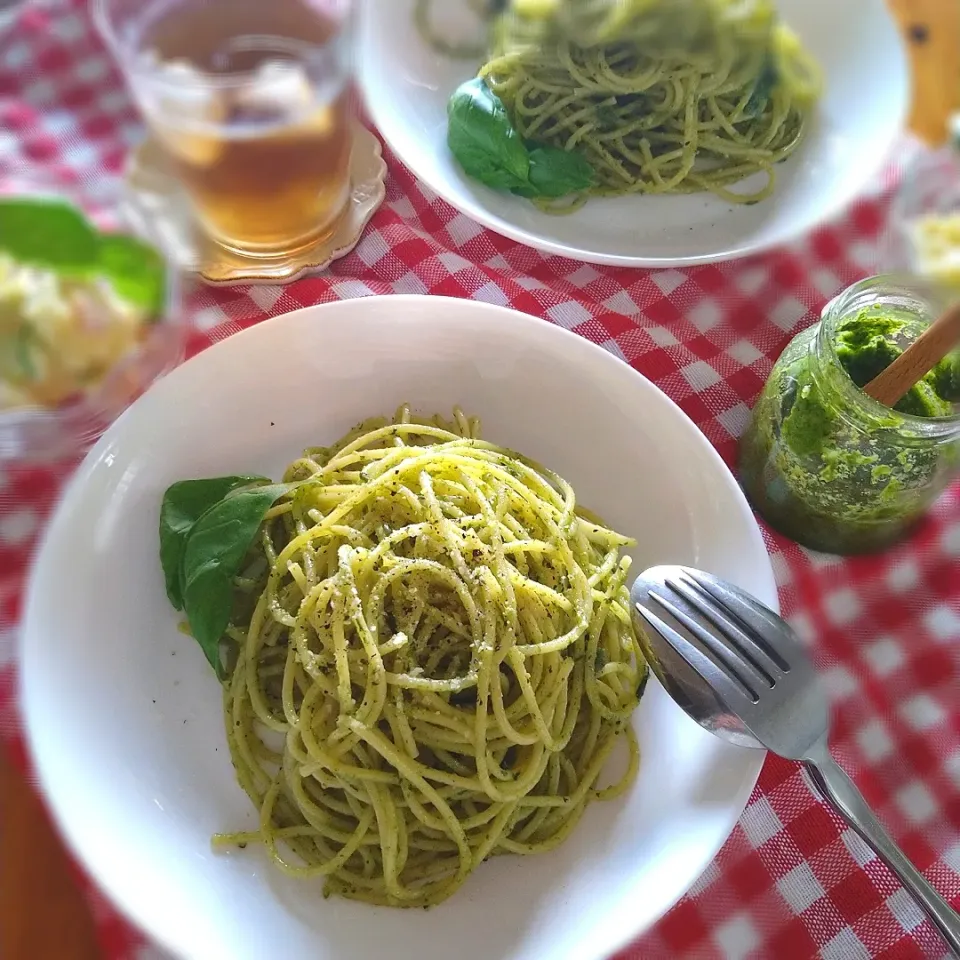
[22,296,774,960]
[359,0,908,267]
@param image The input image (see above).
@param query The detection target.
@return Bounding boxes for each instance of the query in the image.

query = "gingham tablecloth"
[2,3,960,959]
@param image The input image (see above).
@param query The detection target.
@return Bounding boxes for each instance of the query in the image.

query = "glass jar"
[885,112,960,293]
[739,276,960,555]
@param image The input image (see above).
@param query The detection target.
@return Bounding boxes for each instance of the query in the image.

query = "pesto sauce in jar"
[739,280,960,555]
[833,310,958,416]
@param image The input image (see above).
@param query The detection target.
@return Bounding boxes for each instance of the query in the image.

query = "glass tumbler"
[94,0,356,259]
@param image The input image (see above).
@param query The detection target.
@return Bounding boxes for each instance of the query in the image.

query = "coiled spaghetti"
[423,0,822,205]
[216,407,648,907]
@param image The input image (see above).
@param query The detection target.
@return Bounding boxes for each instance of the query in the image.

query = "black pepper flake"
[909,23,929,43]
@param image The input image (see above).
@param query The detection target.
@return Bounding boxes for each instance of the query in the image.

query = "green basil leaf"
[181,482,295,678]
[0,197,168,316]
[512,145,594,199]
[98,234,168,316]
[447,78,531,191]
[0,197,99,270]
[159,476,269,611]
[745,56,779,118]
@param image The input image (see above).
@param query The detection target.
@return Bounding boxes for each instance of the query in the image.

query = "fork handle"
[803,740,960,956]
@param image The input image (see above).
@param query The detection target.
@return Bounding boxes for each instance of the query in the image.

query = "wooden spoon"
[863,302,960,409]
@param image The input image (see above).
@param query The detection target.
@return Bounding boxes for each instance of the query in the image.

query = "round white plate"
[22,296,774,960]
[359,0,908,267]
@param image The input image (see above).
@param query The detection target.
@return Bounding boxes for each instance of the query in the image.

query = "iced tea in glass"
[95,0,355,258]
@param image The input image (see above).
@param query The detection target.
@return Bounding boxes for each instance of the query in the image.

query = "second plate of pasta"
[360,0,907,266]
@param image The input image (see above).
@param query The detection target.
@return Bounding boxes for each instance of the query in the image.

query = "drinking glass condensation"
[94,0,355,258]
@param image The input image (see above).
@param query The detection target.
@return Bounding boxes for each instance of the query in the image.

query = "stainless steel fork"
[631,565,960,957]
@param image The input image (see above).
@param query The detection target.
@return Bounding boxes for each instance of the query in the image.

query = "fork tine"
[650,590,776,692]
[668,571,790,678]
[682,569,795,671]
[634,602,760,707]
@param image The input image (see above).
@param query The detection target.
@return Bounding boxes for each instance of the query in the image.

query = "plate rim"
[358,0,909,268]
[20,294,773,959]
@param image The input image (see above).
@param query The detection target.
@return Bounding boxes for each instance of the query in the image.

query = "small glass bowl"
[0,169,185,462]
[884,114,960,292]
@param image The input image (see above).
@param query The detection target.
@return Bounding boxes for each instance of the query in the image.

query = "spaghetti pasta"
[425,0,822,206]
[214,407,648,907]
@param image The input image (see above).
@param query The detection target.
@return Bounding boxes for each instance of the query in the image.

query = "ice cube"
[299,105,336,137]
[143,55,227,167]
[151,57,223,121]
[156,125,224,167]
[232,60,315,123]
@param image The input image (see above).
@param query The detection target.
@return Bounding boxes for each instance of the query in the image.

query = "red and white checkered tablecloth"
[2,2,960,958]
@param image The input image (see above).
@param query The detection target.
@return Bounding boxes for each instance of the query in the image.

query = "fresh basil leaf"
[99,234,168,316]
[0,197,100,270]
[181,482,294,678]
[745,56,779,118]
[159,476,269,611]
[0,197,167,316]
[447,78,531,191]
[512,145,594,199]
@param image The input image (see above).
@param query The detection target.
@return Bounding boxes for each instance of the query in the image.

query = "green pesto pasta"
[214,406,648,907]
[421,0,822,206]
